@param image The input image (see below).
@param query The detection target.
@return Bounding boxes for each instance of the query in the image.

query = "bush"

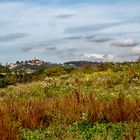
[0,78,8,88]
[15,72,32,83]
[44,65,66,77]
[5,74,17,85]
[81,64,95,74]
[96,64,107,72]
[112,64,123,72]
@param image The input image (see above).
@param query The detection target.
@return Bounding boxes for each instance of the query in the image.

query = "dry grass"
[0,92,140,139]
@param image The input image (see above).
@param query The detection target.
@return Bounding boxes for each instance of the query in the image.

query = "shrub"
[96,64,107,72]
[81,64,95,74]
[5,74,17,86]
[44,65,66,77]
[0,78,8,88]
[112,64,123,72]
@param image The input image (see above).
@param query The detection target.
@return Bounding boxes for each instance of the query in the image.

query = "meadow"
[0,63,140,139]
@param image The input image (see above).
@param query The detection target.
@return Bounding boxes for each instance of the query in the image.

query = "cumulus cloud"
[115,47,140,59]
[111,39,139,47]
[0,33,28,42]
[131,47,140,55]
[80,52,115,62]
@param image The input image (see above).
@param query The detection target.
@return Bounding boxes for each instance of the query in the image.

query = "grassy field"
[0,63,140,139]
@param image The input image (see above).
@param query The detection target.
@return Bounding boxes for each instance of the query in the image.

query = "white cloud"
[111,39,139,47]
[131,47,140,55]
[80,52,115,62]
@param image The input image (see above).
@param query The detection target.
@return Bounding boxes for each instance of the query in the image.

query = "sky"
[0,0,140,64]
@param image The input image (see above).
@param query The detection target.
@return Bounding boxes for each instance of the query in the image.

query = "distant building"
[9,63,17,69]
[7,59,50,70]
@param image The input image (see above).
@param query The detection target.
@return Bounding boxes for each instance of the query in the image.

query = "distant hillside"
[7,59,54,72]
[63,61,100,67]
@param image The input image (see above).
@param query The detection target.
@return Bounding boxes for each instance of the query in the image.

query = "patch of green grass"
[20,128,49,140]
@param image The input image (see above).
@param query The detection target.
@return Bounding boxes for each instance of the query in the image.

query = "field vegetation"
[0,62,140,139]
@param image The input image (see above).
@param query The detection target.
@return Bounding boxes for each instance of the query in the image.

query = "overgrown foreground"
[1,63,140,139]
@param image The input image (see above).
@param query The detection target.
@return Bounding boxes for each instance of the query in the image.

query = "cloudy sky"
[0,0,140,63]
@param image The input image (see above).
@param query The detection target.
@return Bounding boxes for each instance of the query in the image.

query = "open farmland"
[0,63,140,139]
